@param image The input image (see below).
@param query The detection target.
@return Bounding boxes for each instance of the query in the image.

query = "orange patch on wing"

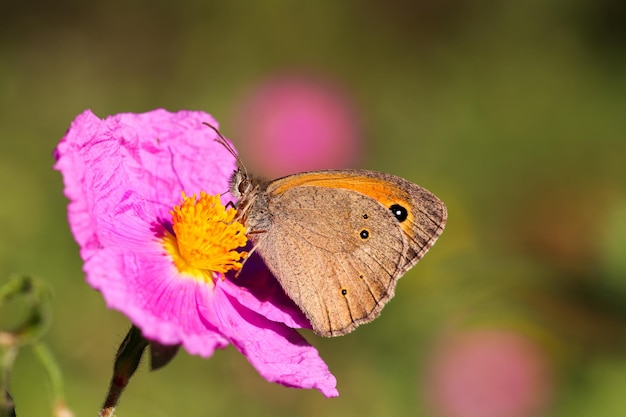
[270,172,416,233]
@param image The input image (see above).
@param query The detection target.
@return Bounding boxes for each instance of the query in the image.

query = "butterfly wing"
[253,170,446,337]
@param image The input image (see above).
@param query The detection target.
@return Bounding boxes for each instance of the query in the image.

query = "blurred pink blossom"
[425,329,552,417]
[234,73,362,178]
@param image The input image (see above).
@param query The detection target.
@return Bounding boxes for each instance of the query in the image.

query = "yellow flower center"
[162,192,248,284]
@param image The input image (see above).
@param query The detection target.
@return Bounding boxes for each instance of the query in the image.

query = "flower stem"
[31,343,75,417]
[0,345,17,417]
[1,275,63,416]
[100,326,148,417]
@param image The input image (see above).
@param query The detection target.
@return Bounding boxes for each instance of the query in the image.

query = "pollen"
[162,192,248,283]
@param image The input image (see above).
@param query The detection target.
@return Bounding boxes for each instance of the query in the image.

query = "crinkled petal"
[223,255,311,329]
[212,279,338,397]
[85,237,229,357]
[54,109,237,258]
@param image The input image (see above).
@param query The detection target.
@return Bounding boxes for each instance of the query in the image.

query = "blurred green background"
[2,1,626,416]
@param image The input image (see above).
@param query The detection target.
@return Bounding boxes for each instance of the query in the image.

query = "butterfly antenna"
[202,122,248,177]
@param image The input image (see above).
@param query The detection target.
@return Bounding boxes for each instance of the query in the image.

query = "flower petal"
[84,233,229,357]
[54,109,238,258]
[213,279,338,398]
[222,254,311,330]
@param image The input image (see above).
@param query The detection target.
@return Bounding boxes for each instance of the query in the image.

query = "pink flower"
[234,73,362,178]
[425,329,552,417]
[54,109,338,397]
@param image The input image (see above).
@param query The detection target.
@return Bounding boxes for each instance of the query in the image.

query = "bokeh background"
[2,1,626,416]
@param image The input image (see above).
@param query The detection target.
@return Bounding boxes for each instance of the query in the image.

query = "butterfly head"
[229,168,253,201]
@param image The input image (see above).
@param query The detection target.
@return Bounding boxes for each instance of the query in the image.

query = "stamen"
[163,192,247,284]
